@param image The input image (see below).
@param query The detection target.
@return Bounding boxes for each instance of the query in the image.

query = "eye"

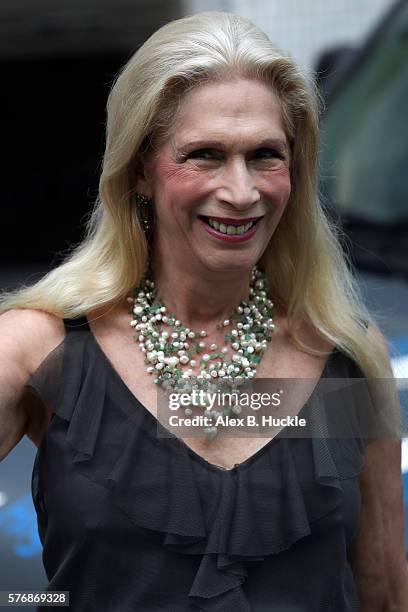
[253,148,286,161]
[187,149,219,160]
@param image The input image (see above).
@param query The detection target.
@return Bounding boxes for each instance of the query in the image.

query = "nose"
[215,158,260,209]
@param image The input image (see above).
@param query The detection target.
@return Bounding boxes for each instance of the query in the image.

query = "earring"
[135,192,152,234]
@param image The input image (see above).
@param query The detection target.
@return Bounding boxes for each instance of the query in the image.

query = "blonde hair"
[0,10,402,429]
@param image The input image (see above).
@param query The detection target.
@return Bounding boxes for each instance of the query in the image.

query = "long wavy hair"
[0,10,401,415]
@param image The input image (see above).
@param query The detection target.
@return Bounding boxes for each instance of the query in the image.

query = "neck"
[149,260,253,332]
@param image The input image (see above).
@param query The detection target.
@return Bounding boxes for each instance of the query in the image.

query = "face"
[139,78,292,276]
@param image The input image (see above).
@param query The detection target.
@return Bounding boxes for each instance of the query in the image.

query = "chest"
[95,330,333,471]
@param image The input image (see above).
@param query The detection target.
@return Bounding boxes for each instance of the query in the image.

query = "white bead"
[130,320,137,327]
[231,330,238,336]
[210,343,217,351]
[247,346,254,353]
[210,370,218,378]
[198,341,206,349]
[218,369,225,377]
[171,332,178,338]
[168,356,179,366]
[155,314,162,320]
[202,354,210,362]
[162,331,169,339]
[175,320,181,326]
[180,355,189,364]
[190,360,196,366]
[223,320,230,326]
[242,358,250,367]
[133,305,143,315]
[221,347,228,354]
[162,316,168,323]
[155,362,164,370]
[232,342,239,350]
[160,306,166,313]
[188,331,195,338]
[147,366,155,373]
[200,330,207,337]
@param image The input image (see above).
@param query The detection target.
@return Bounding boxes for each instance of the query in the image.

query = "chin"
[199,253,261,275]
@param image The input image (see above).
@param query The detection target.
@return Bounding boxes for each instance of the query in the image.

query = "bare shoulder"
[0,309,66,457]
[0,308,66,375]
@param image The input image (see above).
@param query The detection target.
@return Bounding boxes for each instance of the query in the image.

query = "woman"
[0,10,407,611]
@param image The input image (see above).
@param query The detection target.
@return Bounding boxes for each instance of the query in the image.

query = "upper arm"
[0,308,65,462]
[348,324,408,610]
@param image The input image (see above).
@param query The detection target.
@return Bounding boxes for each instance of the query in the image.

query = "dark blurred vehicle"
[316,0,408,551]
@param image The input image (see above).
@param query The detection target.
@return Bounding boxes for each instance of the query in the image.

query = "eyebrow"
[177,138,289,154]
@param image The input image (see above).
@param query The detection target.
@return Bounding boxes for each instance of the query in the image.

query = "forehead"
[169,78,287,145]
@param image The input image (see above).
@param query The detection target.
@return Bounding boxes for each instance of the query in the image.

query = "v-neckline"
[86,327,337,474]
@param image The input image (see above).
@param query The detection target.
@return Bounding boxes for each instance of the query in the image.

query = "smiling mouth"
[198,215,263,235]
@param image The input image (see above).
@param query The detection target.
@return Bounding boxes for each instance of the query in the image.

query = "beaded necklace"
[128,265,275,441]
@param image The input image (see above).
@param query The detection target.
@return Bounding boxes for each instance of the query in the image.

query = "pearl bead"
[221,347,228,354]
[180,355,189,364]
[210,343,217,351]
[200,330,207,337]
[202,354,210,362]
[190,360,196,366]
[198,341,206,349]
[223,320,230,326]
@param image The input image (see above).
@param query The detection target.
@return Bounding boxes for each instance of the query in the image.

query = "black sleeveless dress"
[26,316,371,611]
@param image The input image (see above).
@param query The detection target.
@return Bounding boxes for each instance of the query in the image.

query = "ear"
[134,154,154,199]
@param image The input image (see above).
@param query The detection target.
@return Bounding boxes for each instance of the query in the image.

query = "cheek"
[150,157,211,201]
[261,168,291,209]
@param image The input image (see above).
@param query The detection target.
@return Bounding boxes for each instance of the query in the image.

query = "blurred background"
[1,0,407,604]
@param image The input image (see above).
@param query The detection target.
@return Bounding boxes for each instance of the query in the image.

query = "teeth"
[207,218,255,234]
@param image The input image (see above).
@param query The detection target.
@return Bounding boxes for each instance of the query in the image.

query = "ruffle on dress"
[29,333,368,612]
